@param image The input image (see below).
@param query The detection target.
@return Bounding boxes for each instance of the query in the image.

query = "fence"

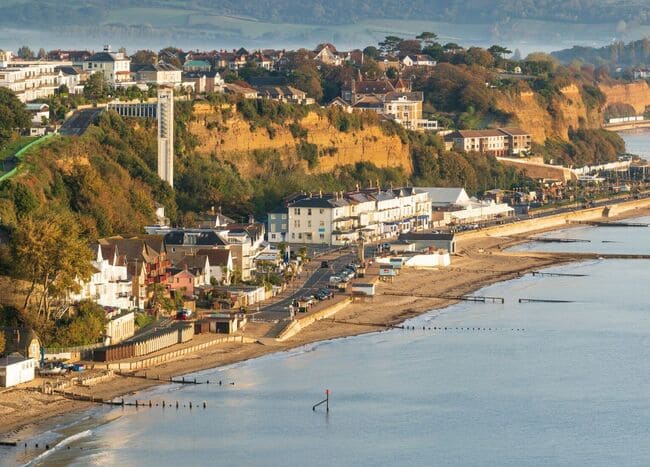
[93,323,194,362]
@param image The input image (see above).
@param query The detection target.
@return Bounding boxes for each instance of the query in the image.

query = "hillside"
[3,1,650,51]
[2,0,648,28]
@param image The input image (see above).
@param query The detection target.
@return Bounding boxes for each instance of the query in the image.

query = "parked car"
[329,276,342,285]
[320,261,329,268]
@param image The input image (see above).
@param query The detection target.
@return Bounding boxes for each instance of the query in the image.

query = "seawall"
[276,297,352,342]
[457,197,650,242]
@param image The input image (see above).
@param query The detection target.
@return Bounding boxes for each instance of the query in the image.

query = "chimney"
[104,44,112,52]
[319,190,323,198]
[309,192,313,198]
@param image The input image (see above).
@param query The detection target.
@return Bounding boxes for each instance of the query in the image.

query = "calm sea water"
[621,130,650,160]
[2,219,649,467]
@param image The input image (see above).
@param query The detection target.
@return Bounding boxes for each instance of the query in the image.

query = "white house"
[196,249,234,285]
[273,187,431,245]
[402,55,437,67]
[417,187,514,226]
[71,243,133,310]
[0,356,36,388]
[136,62,182,87]
[84,45,132,85]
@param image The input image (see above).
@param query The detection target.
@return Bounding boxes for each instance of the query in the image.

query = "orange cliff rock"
[599,81,650,115]
[496,84,600,144]
[189,102,412,176]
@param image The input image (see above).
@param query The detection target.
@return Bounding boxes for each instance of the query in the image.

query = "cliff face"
[189,102,412,176]
[496,84,600,144]
[599,81,650,115]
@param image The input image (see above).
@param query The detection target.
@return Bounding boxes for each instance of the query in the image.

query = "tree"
[12,211,94,321]
[83,72,109,101]
[37,48,47,59]
[131,49,158,65]
[16,45,34,59]
[289,63,323,102]
[148,283,174,315]
[487,45,512,59]
[363,46,382,60]
[416,32,438,47]
[0,88,31,147]
[398,39,422,57]
[379,36,403,58]
[0,332,4,355]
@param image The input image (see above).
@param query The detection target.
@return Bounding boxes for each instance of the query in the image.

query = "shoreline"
[2,201,650,441]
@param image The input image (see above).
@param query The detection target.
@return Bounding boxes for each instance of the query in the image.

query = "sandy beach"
[2,201,650,441]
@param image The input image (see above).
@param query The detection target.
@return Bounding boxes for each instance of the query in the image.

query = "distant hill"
[2,0,650,51]
[2,0,649,27]
[553,39,650,69]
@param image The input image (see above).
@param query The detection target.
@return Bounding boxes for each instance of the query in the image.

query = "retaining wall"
[277,297,352,342]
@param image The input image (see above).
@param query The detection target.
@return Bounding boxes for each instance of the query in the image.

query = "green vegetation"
[0,89,31,149]
[538,129,626,166]
[50,301,107,347]
[0,136,38,162]
[553,38,650,69]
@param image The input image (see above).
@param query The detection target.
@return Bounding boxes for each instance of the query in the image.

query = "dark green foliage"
[50,300,107,347]
[297,141,319,169]
[0,89,31,147]
[540,129,625,166]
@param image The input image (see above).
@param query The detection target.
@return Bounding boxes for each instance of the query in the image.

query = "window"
[294,220,300,228]
[308,209,312,215]
[319,234,325,240]
[319,209,324,214]
[294,208,301,215]
[308,220,312,228]
[319,221,325,227]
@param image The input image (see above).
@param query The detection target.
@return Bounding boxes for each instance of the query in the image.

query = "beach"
[2,199,650,441]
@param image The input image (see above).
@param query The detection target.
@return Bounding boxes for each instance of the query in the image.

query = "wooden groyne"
[381,292,505,304]
[569,220,649,227]
[518,298,574,304]
[530,271,587,277]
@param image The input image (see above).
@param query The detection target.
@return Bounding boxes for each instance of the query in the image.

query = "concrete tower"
[157,86,174,188]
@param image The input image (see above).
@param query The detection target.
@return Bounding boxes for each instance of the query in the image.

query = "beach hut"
[0,356,36,387]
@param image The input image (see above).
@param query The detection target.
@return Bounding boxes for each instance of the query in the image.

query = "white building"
[271,187,431,245]
[71,244,133,310]
[84,45,132,85]
[0,356,36,388]
[418,187,514,225]
[26,103,49,124]
[402,54,437,67]
[0,52,70,102]
[136,62,182,87]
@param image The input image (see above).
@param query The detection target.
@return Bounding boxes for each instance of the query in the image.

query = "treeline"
[553,38,650,69]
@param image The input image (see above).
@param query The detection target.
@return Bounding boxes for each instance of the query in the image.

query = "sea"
[2,132,650,467]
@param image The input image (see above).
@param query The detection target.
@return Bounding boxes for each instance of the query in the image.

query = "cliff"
[599,81,650,115]
[189,102,413,176]
[495,84,601,144]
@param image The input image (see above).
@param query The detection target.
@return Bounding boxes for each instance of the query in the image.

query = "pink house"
[168,269,195,297]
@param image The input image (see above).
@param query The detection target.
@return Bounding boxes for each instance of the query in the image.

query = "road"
[257,252,355,319]
[59,108,104,136]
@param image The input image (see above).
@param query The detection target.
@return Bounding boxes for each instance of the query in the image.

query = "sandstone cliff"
[496,84,601,144]
[190,102,413,176]
[599,81,650,115]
